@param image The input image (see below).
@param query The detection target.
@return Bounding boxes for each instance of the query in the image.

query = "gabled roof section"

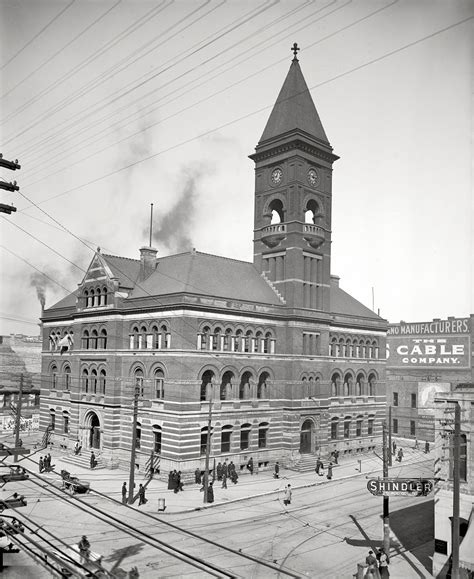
[45,290,78,312]
[330,284,382,320]
[101,254,140,289]
[259,58,329,145]
[129,251,284,306]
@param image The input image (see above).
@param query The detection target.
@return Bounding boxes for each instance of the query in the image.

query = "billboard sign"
[367,478,433,497]
[387,336,470,369]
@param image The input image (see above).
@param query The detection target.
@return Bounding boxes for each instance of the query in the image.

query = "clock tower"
[250,47,339,312]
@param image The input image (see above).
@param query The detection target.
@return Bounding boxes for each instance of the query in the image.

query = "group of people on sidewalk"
[365,548,390,577]
[168,470,184,493]
[38,453,54,473]
[213,460,239,486]
[315,457,333,480]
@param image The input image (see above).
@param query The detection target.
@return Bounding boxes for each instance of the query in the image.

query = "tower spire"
[291,42,300,61]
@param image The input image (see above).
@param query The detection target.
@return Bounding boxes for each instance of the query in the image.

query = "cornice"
[249,138,339,164]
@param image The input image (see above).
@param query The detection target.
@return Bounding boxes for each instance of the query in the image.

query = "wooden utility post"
[13,374,24,462]
[203,391,213,504]
[388,405,392,467]
[127,382,140,504]
[451,402,461,579]
[382,420,390,552]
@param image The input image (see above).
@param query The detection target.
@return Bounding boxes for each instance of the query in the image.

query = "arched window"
[134,368,144,397]
[356,415,364,437]
[161,324,170,349]
[63,411,69,434]
[129,326,139,349]
[153,425,162,454]
[308,376,314,397]
[99,369,106,395]
[135,422,141,449]
[330,417,338,439]
[200,426,211,455]
[239,371,252,400]
[213,327,221,351]
[221,425,233,453]
[84,289,89,308]
[234,329,243,352]
[258,422,269,448]
[200,370,214,401]
[255,331,263,353]
[311,377,320,398]
[82,368,89,393]
[302,376,308,398]
[346,339,353,358]
[330,337,338,357]
[344,416,351,438]
[366,340,372,358]
[51,364,58,389]
[360,340,366,358]
[240,423,251,450]
[64,365,71,390]
[339,338,345,357]
[101,287,107,306]
[100,329,107,349]
[91,329,98,350]
[269,198,284,224]
[244,330,252,353]
[343,373,352,397]
[372,340,379,359]
[356,373,364,396]
[90,289,95,307]
[139,326,147,349]
[264,331,272,354]
[224,328,232,351]
[154,368,164,399]
[331,372,340,397]
[368,373,376,396]
[257,372,269,399]
[82,330,89,350]
[368,415,375,436]
[220,371,233,401]
[91,369,98,394]
[201,326,210,351]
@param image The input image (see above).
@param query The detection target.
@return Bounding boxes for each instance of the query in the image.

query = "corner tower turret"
[250,46,339,312]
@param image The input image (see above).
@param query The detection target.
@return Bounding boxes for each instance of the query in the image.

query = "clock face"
[308,168,319,187]
[271,168,283,185]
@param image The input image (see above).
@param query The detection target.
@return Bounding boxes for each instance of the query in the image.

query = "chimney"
[330,275,340,288]
[139,246,158,281]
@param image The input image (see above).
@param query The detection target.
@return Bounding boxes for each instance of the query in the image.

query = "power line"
[0,0,77,71]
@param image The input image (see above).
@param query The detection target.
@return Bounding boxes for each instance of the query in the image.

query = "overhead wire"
[0,0,77,71]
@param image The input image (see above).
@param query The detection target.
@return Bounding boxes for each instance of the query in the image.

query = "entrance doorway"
[85,412,101,450]
[300,419,313,454]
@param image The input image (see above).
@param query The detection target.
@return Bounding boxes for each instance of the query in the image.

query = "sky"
[0,0,472,336]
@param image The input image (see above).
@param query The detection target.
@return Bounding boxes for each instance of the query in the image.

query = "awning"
[459,507,474,571]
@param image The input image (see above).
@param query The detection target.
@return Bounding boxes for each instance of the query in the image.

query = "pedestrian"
[43,454,49,469]
[365,550,380,578]
[90,452,96,469]
[315,458,322,475]
[221,470,228,488]
[121,482,127,504]
[207,481,214,503]
[175,471,184,493]
[78,535,90,562]
[392,441,397,455]
[38,456,44,473]
[333,450,339,464]
[274,461,280,479]
[414,438,419,450]
[327,462,333,480]
[283,484,292,506]
[222,460,228,478]
[216,462,223,481]
[425,441,430,454]
[194,467,201,484]
[377,547,390,577]
[247,457,254,475]
[138,483,146,505]
[397,448,404,463]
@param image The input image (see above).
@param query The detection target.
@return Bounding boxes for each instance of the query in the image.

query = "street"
[3,459,433,578]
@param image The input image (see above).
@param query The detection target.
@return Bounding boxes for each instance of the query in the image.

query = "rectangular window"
[356,420,362,437]
[393,419,398,434]
[221,430,231,453]
[50,413,56,431]
[344,421,350,438]
[240,429,250,450]
[368,419,374,436]
[410,420,416,436]
[258,428,267,449]
[63,415,69,434]
[155,378,164,399]
[331,421,338,440]
[200,432,208,455]
[154,432,161,454]
[393,392,399,407]
[411,393,417,408]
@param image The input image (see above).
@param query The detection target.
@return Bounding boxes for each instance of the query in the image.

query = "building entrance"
[300,419,313,454]
[85,412,101,450]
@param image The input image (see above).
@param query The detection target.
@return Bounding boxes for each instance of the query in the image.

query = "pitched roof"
[259,58,329,145]
[47,290,77,311]
[330,285,381,320]
[101,254,141,289]
[128,251,284,305]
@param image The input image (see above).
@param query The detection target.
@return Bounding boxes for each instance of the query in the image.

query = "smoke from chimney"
[30,272,53,311]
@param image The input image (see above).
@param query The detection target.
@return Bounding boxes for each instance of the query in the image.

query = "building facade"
[40,52,387,475]
[386,316,473,442]
[433,385,474,577]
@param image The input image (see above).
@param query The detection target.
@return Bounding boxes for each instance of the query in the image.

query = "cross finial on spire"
[291,42,300,61]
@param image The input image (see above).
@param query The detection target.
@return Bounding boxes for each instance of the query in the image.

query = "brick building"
[40,51,387,475]
[386,316,473,442]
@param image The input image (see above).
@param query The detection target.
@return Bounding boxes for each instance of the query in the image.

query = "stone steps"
[61,453,107,471]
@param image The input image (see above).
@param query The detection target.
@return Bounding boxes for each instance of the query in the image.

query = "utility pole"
[13,374,24,462]
[388,406,392,467]
[451,402,461,579]
[127,381,140,504]
[0,153,20,215]
[382,420,390,552]
[203,389,213,504]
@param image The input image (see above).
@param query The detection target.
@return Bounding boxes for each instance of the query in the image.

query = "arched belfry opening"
[269,199,284,224]
[305,199,323,225]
